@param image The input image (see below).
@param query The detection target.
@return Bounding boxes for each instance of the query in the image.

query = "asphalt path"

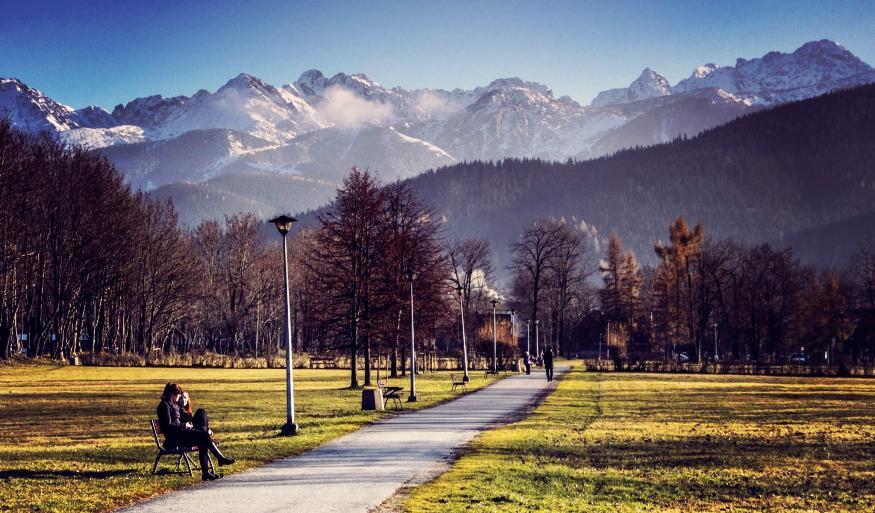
[119,366,567,513]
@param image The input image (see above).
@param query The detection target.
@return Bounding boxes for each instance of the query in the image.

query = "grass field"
[404,367,875,512]
[0,364,499,513]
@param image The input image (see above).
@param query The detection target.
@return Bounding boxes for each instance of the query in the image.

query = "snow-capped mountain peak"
[1,77,84,132]
[628,68,672,100]
[294,69,329,96]
[481,77,553,97]
[674,39,875,104]
[590,67,671,107]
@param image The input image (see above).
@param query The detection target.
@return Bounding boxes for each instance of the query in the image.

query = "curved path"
[119,367,567,513]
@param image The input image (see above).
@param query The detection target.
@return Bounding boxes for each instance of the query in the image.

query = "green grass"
[0,364,499,513]
[404,367,875,512]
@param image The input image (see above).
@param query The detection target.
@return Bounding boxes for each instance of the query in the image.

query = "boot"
[209,442,235,466]
[199,450,220,480]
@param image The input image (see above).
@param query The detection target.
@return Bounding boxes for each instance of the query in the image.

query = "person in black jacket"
[157,383,234,480]
[543,347,555,381]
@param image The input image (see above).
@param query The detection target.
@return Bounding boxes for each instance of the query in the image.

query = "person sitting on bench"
[178,389,212,435]
[157,383,234,481]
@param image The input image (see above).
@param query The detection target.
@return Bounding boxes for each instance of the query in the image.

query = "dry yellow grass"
[0,364,498,513]
[404,368,875,512]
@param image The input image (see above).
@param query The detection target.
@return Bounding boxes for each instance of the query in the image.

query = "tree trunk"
[363,334,371,386]
[350,320,359,388]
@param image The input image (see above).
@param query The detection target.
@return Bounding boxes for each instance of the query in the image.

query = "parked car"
[788,353,807,364]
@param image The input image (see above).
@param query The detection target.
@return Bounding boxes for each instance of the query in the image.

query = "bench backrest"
[149,419,164,449]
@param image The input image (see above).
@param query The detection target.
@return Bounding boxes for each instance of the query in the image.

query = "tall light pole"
[456,286,469,382]
[510,309,516,352]
[407,270,417,402]
[712,323,718,362]
[491,299,498,372]
[535,319,540,362]
[526,320,531,355]
[269,215,298,436]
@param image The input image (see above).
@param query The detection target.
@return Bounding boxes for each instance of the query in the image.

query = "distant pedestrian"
[543,347,554,381]
[523,352,531,375]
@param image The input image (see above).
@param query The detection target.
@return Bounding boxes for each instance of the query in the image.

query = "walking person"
[543,346,554,382]
[523,351,531,375]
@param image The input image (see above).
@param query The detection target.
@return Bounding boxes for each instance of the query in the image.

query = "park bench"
[309,356,337,369]
[484,369,500,378]
[451,374,467,392]
[377,380,404,410]
[149,419,214,476]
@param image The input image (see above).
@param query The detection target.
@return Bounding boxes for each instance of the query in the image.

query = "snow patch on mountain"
[60,125,146,149]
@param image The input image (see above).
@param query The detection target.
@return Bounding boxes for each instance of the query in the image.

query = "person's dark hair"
[161,382,182,401]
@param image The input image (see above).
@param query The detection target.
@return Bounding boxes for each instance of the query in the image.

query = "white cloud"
[411,90,464,120]
[317,85,397,129]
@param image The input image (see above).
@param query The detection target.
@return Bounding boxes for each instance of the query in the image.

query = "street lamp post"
[535,319,540,363]
[456,286,469,382]
[269,215,298,436]
[712,323,718,362]
[526,320,531,355]
[491,299,498,373]
[510,309,516,351]
[407,270,417,402]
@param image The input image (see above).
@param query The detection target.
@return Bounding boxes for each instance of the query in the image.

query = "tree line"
[0,123,507,388]
[3,119,874,376]
[591,217,875,365]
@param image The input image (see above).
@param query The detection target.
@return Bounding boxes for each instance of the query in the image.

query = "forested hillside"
[404,85,875,273]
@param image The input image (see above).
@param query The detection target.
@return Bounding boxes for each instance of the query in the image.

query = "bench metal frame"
[451,374,467,392]
[149,419,214,476]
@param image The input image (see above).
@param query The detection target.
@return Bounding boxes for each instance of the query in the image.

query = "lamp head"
[269,214,297,236]
[491,299,497,307]
[455,285,464,297]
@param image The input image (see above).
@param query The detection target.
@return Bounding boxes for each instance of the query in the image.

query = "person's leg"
[192,428,234,466]
[173,431,218,480]
[193,408,209,431]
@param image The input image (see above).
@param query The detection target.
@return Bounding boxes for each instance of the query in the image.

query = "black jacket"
[157,399,183,438]
[543,349,554,367]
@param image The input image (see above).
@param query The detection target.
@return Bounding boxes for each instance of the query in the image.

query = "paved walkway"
[120,367,567,513]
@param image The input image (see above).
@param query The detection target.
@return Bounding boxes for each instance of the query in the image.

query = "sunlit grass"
[0,364,499,513]
[404,368,875,512]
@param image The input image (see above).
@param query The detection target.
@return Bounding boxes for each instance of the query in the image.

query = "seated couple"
[157,383,235,480]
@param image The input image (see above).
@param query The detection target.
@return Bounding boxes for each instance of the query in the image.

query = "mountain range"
[2,39,874,227]
[397,84,875,275]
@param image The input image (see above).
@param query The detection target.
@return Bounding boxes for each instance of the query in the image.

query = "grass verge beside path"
[403,368,875,512]
[0,364,500,513]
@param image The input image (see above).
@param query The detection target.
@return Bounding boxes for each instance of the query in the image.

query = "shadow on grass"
[0,469,138,480]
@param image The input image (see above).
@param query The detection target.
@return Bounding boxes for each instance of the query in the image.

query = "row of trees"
[0,124,511,388]
[0,121,298,361]
[596,217,875,364]
[4,120,874,372]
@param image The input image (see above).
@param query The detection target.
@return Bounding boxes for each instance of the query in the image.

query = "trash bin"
[361,388,385,411]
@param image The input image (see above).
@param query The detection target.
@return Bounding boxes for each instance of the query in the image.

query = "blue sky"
[2,0,873,109]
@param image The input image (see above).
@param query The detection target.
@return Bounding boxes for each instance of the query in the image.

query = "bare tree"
[509,219,564,329]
